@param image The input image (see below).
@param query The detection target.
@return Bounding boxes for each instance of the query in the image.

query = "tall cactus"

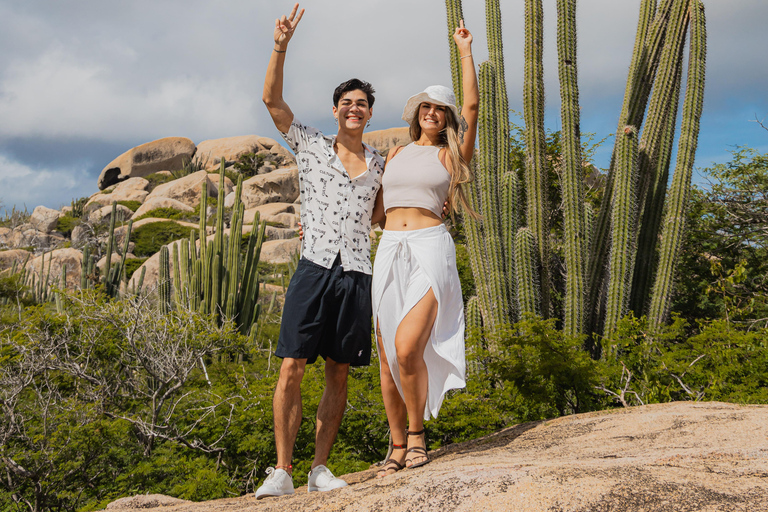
[523,0,550,318]
[648,0,707,327]
[446,0,706,340]
[162,165,268,336]
[604,126,639,335]
[630,0,691,315]
[556,0,587,336]
[515,227,541,318]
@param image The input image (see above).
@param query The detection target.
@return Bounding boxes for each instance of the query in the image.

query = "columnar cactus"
[556,0,587,336]
[604,126,639,335]
[523,0,550,318]
[162,165,267,336]
[630,0,690,314]
[649,0,707,327]
[445,0,706,339]
[159,245,171,315]
[515,227,540,318]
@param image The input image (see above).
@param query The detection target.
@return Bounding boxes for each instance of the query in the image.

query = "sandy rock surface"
[104,401,767,512]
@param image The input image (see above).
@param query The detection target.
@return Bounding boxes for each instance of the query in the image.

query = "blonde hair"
[408,106,479,219]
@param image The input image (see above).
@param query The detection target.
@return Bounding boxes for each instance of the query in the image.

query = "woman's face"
[418,102,447,132]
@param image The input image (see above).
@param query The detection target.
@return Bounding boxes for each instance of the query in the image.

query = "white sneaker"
[307,465,348,492]
[255,467,294,499]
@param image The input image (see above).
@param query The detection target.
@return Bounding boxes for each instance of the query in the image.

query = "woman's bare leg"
[376,320,407,476]
[394,288,438,466]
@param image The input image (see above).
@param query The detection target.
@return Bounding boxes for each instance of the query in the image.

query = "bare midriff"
[384,207,442,231]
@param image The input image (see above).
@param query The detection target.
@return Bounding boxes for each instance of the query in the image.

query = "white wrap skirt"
[372,224,466,420]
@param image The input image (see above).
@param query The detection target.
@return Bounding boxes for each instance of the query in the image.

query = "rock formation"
[98,137,196,190]
[103,401,768,512]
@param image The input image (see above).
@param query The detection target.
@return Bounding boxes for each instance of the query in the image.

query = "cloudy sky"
[1,0,767,212]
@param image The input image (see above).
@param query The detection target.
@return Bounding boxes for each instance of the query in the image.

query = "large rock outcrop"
[25,248,83,289]
[145,171,233,209]
[87,178,151,209]
[241,168,299,208]
[103,401,768,512]
[98,137,196,190]
[196,135,294,170]
[363,126,411,153]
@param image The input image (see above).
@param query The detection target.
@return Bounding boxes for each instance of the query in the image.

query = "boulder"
[196,135,266,170]
[362,126,411,153]
[70,224,93,248]
[29,206,61,233]
[0,227,11,247]
[264,213,300,229]
[0,249,33,272]
[86,177,150,208]
[5,224,62,250]
[132,197,194,219]
[241,168,299,209]
[146,171,233,209]
[259,238,300,264]
[98,137,196,190]
[257,136,295,164]
[96,253,137,273]
[26,248,83,290]
[88,204,134,225]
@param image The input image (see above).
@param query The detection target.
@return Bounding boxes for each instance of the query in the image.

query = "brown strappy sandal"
[376,444,406,478]
[405,429,430,469]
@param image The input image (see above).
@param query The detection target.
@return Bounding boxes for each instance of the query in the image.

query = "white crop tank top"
[382,143,451,218]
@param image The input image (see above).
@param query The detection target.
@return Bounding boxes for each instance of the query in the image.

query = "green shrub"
[134,208,192,222]
[124,258,148,280]
[145,172,174,191]
[56,215,81,237]
[116,200,142,212]
[130,221,196,257]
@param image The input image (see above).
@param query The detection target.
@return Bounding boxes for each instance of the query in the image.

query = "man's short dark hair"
[333,79,375,108]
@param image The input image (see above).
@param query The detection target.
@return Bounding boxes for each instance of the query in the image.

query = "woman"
[372,20,478,477]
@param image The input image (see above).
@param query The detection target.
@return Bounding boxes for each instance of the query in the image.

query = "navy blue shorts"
[276,255,372,366]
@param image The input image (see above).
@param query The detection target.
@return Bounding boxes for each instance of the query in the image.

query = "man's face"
[333,90,372,132]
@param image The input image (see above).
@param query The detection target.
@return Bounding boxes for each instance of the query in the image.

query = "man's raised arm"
[262,3,304,134]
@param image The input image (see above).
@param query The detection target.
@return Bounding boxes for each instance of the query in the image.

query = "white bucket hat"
[401,85,460,124]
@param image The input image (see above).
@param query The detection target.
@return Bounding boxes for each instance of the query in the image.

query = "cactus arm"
[649,0,706,328]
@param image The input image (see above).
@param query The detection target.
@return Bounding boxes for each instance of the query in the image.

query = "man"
[255,3,384,499]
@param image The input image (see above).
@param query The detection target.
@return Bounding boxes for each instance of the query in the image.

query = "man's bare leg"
[312,357,349,469]
[274,357,307,472]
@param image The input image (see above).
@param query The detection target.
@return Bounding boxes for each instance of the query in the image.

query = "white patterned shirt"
[280,118,384,274]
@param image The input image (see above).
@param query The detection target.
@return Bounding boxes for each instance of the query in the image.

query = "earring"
[335,118,338,125]
[367,120,371,128]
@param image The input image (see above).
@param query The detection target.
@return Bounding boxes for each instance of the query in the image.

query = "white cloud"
[0,153,93,211]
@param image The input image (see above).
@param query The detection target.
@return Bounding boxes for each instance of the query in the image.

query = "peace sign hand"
[274,3,305,46]
[452,19,473,54]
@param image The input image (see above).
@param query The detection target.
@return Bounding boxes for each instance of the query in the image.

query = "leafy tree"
[673,147,768,326]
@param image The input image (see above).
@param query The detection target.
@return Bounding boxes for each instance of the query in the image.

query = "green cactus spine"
[524,0,550,317]
[515,227,540,318]
[604,126,639,335]
[445,0,465,104]
[159,245,171,315]
[649,0,706,328]
[630,0,690,315]
[557,0,587,336]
